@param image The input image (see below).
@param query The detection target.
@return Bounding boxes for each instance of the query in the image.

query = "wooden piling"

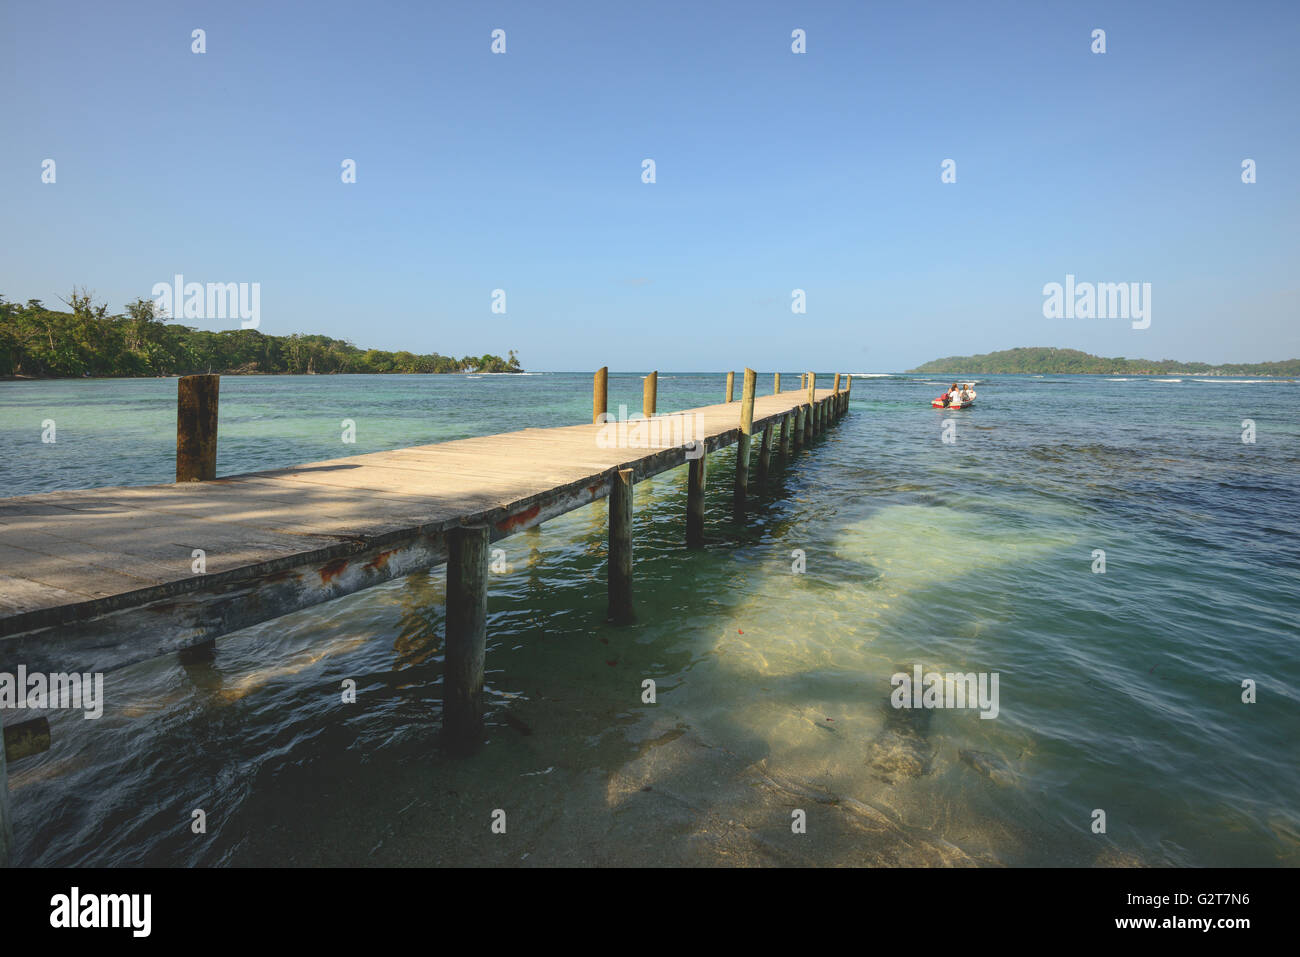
[686,450,707,548]
[0,710,10,867]
[176,374,219,482]
[780,411,793,458]
[593,367,608,424]
[444,524,489,755]
[733,369,756,509]
[608,468,634,623]
[725,371,735,403]
[806,372,816,439]
[643,371,657,417]
[774,372,781,394]
[757,420,773,488]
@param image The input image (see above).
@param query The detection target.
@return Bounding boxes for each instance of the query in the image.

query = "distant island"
[0,290,523,378]
[908,347,1299,377]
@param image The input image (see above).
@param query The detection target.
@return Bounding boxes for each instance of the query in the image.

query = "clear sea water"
[1,372,1297,866]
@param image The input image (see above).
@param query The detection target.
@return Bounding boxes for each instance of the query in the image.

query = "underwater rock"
[866,700,935,782]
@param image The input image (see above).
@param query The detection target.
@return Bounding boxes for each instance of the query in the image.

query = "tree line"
[909,346,1300,376]
[0,290,523,378]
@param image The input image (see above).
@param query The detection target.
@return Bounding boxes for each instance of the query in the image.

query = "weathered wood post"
[444,524,489,755]
[833,374,842,420]
[756,420,773,489]
[608,468,634,623]
[774,372,781,394]
[806,372,816,440]
[725,371,735,403]
[0,710,11,867]
[733,368,756,510]
[643,371,657,417]
[792,405,803,450]
[780,411,793,459]
[593,367,608,424]
[844,374,852,414]
[686,447,707,548]
[176,373,219,482]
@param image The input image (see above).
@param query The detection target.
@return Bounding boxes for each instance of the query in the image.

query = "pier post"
[444,524,489,755]
[733,368,756,510]
[176,374,220,482]
[643,371,657,417]
[608,468,635,623]
[686,451,707,548]
[793,405,803,450]
[593,367,608,424]
[757,420,773,489]
[774,372,781,394]
[806,373,816,440]
[844,374,852,414]
[725,371,735,403]
[780,411,793,459]
[0,710,11,867]
[833,374,841,420]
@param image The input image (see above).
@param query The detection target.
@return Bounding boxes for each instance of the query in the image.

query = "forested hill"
[0,291,523,378]
[908,347,1300,376]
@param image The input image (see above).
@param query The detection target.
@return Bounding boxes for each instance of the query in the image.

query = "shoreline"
[0,370,531,382]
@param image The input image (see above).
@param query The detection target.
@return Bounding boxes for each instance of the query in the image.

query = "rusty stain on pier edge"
[319,558,350,584]
[496,503,542,534]
[364,549,396,572]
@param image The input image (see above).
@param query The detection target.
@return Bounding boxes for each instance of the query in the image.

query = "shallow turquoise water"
[1,373,1297,866]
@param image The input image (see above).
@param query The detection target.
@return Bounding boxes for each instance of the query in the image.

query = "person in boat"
[948,383,962,405]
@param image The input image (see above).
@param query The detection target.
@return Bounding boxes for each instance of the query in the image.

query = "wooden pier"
[0,369,852,862]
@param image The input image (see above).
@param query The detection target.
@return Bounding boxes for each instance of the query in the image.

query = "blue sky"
[2,0,1297,371]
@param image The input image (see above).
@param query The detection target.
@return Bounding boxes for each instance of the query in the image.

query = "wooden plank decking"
[0,385,845,675]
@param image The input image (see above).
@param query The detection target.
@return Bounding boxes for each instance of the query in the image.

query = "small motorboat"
[932,382,977,409]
